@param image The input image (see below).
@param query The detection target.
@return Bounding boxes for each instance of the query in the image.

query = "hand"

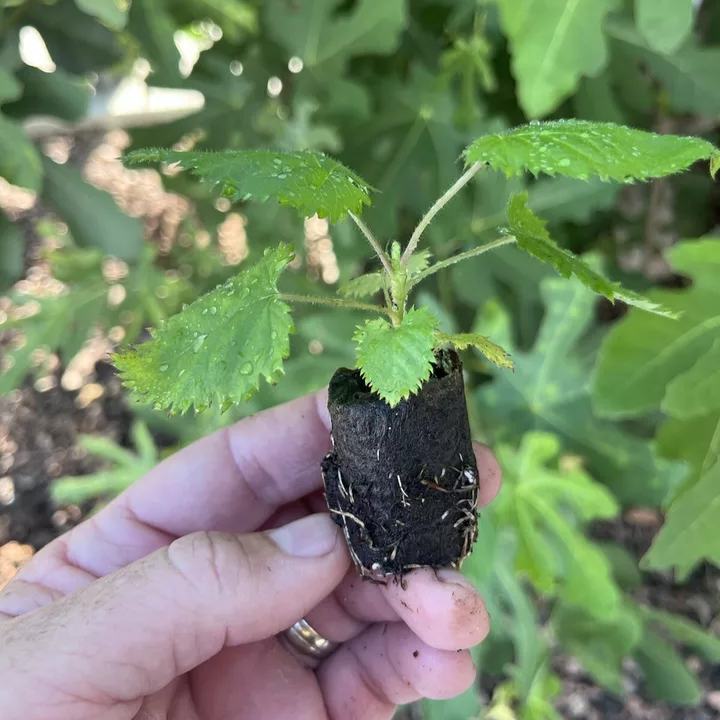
[0,390,501,720]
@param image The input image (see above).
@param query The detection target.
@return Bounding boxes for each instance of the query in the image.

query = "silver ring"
[281,619,339,661]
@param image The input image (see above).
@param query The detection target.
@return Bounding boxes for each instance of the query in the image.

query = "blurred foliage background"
[1,1,720,718]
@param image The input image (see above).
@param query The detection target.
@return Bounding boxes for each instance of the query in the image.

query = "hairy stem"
[348,212,393,277]
[408,236,516,288]
[280,293,393,317]
[401,161,484,267]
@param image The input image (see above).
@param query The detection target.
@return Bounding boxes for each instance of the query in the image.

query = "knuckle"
[166,531,262,598]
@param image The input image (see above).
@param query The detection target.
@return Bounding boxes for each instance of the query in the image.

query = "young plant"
[117,120,719,579]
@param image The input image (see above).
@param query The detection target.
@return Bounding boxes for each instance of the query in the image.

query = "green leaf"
[635,0,694,55]
[453,245,551,349]
[115,245,295,414]
[46,246,103,283]
[607,18,720,116]
[593,239,720,417]
[408,248,433,276]
[0,243,186,394]
[125,149,373,223]
[127,0,181,86]
[641,606,720,662]
[74,0,127,29]
[506,193,677,318]
[0,282,108,394]
[495,432,620,619]
[662,340,720,420]
[573,74,627,125]
[191,0,257,40]
[467,174,620,238]
[354,308,438,406]
[0,113,42,191]
[0,67,22,104]
[493,0,616,117]
[527,176,620,225]
[27,0,123,75]
[277,97,342,154]
[423,688,481,720]
[493,547,548,701]
[597,542,642,591]
[340,249,431,298]
[338,272,384,299]
[41,156,144,262]
[553,603,642,693]
[265,0,407,70]
[0,211,23,292]
[416,292,456,336]
[4,65,90,122]
[435,332,513,369]
[633,629,702,706]
[465,120,720,182]
[440,33,496,126]
[52,422,158,505]
[477,281,687,505]
[656,410,720,495]
[345,64,464,236]
[643,461,720,577]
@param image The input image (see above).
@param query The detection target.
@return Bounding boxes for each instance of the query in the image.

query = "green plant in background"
[594,239,720,576]
[3,0,720,716]
[52,420,159,507]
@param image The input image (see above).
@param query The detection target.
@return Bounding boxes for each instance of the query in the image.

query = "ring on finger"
[280,618,339,662]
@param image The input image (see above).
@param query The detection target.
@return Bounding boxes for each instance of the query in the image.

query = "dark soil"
[322,350,479,579]
[0,362,131,549]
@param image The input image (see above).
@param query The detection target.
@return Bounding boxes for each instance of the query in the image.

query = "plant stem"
[408,236,516,288]
[348,211,393,276]
[280,293,393,317]
[401,161,483,267]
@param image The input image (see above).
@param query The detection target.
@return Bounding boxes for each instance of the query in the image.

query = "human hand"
[0,390,501,720]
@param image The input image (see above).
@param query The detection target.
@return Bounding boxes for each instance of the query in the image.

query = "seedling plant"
[117,120,719,578]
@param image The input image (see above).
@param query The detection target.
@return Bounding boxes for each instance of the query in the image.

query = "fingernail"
[435,568,477,590]
[268,514,340,558]
[315,387,331,430]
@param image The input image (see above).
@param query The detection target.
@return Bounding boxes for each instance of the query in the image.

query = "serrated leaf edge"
[113,245,296,415]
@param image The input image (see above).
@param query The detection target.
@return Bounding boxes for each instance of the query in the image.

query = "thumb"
[0,514,349,715]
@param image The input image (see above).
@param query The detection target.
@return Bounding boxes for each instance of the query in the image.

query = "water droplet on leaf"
[240,362,253,375]
[194,334,207,352]
[160,364,168,372]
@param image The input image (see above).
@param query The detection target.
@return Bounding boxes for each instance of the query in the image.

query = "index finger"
[13,390,333,586]
[123,389,333,537]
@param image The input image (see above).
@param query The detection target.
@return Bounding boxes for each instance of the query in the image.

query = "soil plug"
[323,350,478,578]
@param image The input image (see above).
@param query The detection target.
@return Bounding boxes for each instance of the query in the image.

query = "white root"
[397,475,410,507]
[337,469,348,498]
[329,508,366,528]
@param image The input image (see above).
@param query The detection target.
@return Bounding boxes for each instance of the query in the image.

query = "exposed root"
[329,508,366,529]
[337,469,348,498]
[397,475,410,507]
[420,478,450,493]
